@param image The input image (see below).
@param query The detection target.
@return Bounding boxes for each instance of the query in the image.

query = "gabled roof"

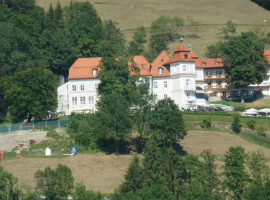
[151,50,172,77]
[69,56,152,80]
[69,57,102,79]
[196,58,224,68]
[132,55,152,76]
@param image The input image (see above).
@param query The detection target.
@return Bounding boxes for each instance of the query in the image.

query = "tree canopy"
[1,68,58,122]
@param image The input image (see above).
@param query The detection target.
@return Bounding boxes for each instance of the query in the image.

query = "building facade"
[57,39,270,115]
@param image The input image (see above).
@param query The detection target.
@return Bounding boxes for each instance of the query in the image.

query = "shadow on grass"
[174,142,188,156]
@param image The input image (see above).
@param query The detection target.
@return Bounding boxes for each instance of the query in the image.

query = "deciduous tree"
[2,68,58,122]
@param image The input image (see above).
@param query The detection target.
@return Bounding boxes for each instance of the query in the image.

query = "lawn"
[2,130,270,193]
[211,98,270,109]
[35,0,270,57]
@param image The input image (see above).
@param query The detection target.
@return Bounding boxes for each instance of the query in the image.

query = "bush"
[201,118,212,129]
[232,116,241,133]
[257,127,266,137]
[247,120,256,130]
[234,106,246,112]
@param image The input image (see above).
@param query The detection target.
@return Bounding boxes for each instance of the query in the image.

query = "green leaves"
[2,68,58,122]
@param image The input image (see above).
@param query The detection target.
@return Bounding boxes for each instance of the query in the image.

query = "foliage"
[221,32,268,101]
[232,115,242,133]
[247,119,256,130]
[97,57,136,153]
[0,167,21,200]
[1,68,58,122]
[221,20,237,39]
[223,146,248,200]
[34,164,74,200]
[72,182,103,200]
[205,41,224,58]
[257,126,266,136]
[150,98,186,147]
[251,0,270,11]
[149,16,184,58]
[201,117,212,129]
[119,156,144,195]
[127,26,147,56]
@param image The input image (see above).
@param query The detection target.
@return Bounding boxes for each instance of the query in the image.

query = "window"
[216,61,220,64]
[93,69,97,76]
[164,81,168,88]
[158,68,163,75]
[218,80,222,87]
[153,81,158,88]
[95,83,98,90]
[183,65,187,72]
[164,94,168,98]
[72,85,77,91]
[186,79,191,87]
[208,71,212,76]
[216,70,222,76]
[202,62,206,65]
[186,92,191,99]
[72,97,77,105]
[80,84,85,91]
[80,96,86,105]
[89,96,94,104]
[184,53,188,59]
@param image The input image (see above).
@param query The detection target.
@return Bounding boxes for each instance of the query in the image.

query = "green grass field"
[212,98,270,109]
[36,0,270,57]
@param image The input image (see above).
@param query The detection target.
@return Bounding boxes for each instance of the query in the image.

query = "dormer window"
[149,64,152,71]
[202,62,206,65]
[184,53,188,59]
[158,67,163,75]
[92,69,98,76]
[216,61,220,64]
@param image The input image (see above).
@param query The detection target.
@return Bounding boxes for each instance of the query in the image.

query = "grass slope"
[36,0,270,57]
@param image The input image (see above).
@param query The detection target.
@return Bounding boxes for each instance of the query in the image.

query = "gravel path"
[0,130,47,152]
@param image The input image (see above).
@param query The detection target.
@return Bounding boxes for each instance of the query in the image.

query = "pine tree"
[232,116,242,133]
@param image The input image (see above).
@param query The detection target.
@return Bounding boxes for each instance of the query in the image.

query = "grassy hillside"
[36,0,270,57]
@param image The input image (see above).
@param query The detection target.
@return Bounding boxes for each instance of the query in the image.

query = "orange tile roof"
[69,57,102,79]
[132,55,152,76]
[264,50,270,62]
[196,58,224,68]
[151,50,172,77]
[69,56,152,79]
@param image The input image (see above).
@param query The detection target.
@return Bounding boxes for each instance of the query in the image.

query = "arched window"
[158,67,163,75]
[92,69,98,76]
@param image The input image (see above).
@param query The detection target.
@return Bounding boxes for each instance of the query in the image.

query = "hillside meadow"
[36,0,270,57]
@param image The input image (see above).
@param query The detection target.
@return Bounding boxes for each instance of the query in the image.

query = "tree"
[1,68,58,122]
[232,115,241,133]
[119,156,144,195]
[0,167,21,200]
[97,57,136,153]
[187,17,200,38]
[221,32,268,102]
[127,26,147,55]
[205,41,224,58]
[149,16,184,58]
[132,76,155,152]
[102,20,125,56]
[223,146,248,200]
[34,164,74,200]
[221,20,236,39]
[150,98,186,147]
[73,182,103,200]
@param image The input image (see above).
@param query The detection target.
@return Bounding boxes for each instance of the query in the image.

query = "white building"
[57,39,270,115]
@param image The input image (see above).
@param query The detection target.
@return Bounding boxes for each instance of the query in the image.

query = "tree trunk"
[27,114,32,122]
[115,139,119,155]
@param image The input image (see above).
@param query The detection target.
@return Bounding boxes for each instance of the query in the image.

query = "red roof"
[196,58,224,68]
[264,50,270,62]
[69,56,152,79]
[151,51,172,77]
[69,57,102,79]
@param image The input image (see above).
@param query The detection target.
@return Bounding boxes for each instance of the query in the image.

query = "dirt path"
[2,130,270,193]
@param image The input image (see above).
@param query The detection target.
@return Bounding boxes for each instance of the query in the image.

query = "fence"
[0,119,71,134]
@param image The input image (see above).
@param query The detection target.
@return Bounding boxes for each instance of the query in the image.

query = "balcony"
[205,85,229,90]
[204,75,225,80]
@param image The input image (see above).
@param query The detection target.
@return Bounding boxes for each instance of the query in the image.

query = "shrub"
[234,106,246,112]
[232,116,241,133]
[257,127,266,137]
[201,118,212,129]
[247,120,256,130]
